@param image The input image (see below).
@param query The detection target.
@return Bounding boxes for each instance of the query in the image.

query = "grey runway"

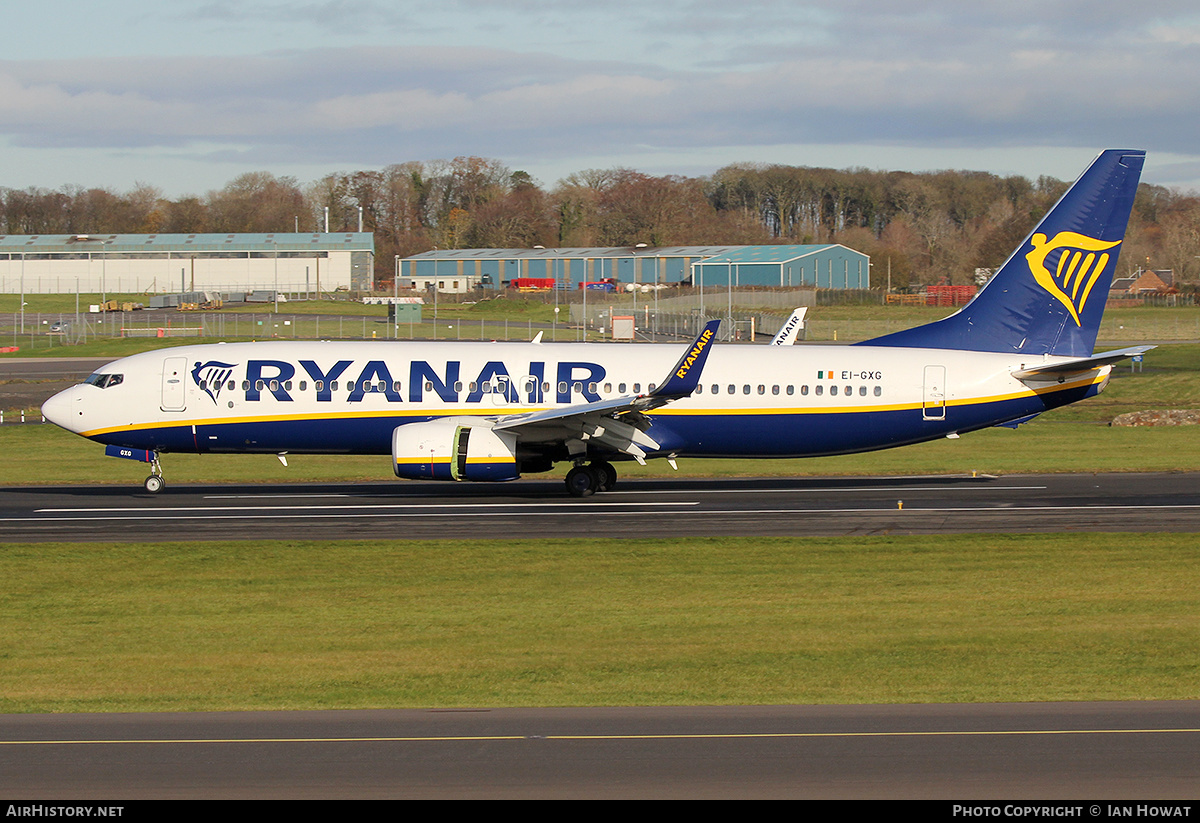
[2,702,1198,798]
[2,472,1199,542]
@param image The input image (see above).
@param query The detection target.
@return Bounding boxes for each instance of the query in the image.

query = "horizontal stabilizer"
[1010,346,1155,380]
[993,413,1042,429]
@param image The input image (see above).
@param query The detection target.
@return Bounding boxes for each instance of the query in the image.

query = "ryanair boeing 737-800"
[42,150,1150,496]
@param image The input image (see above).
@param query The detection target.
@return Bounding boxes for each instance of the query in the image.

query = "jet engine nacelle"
[392,418,520,482]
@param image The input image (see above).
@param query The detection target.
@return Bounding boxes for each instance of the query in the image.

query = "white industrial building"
[0,233,375,295]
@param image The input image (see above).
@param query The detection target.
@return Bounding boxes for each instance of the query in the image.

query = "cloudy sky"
[4,0,1200,195]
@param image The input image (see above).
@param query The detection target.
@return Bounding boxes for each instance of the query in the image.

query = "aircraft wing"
[1010,345,1155,380]
[491,319,720,463]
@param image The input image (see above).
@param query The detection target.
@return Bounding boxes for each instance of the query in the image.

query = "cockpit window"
[84,373,123,389]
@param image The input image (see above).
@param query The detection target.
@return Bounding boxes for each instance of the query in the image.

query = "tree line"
[2,156,1197,290]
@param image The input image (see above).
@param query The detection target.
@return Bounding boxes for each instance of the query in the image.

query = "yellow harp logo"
[1025,231,1121,326]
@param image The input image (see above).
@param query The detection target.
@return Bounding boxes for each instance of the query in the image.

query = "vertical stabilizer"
[863,149,1145,356]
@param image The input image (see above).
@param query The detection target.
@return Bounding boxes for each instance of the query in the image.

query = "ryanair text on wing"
[1024,230,1121,326]
[675,328,714,379]
[194,358,610,405]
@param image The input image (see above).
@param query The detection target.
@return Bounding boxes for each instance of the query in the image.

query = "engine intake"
[392,418,521,482]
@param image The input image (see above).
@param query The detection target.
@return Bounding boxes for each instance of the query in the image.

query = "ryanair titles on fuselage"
[195,358,610,406]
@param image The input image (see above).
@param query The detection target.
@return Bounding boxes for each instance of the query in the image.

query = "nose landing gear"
[103,445,166,493]
[144,455,165,494]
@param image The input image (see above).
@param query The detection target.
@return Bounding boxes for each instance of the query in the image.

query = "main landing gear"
[564,461,617,497]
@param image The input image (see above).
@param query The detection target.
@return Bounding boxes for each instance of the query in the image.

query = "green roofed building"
[398,244,869,291]
[691,245,869,289]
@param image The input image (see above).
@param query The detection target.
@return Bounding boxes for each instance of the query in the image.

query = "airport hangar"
[0,233,376,296]
[397,244,871,293]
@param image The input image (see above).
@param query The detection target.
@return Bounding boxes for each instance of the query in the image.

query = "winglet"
[651,319,720,399]
[770,308,807,345]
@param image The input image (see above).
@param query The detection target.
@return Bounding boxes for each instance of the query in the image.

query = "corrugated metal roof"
[402,245,836,261]
[0,233,375,253]
[408,244,753,261]
[693,244,866,264]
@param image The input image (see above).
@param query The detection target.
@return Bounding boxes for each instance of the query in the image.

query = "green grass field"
[1,418,1199,486]
[1,294,593,354]
[1,534,1196,713]
[799,304,1200,343]
[6,294,1200,350]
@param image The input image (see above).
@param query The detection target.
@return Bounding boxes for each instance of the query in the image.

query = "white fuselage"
[42,339,1107,462]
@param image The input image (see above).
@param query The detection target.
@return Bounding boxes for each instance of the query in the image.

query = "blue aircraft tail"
[862,149,1145,357]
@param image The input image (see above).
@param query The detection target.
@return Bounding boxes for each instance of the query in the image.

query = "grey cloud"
[0,29,1195,169]
[189,0,414,33]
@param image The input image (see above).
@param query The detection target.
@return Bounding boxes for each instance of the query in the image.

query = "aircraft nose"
[42,387,83,431]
